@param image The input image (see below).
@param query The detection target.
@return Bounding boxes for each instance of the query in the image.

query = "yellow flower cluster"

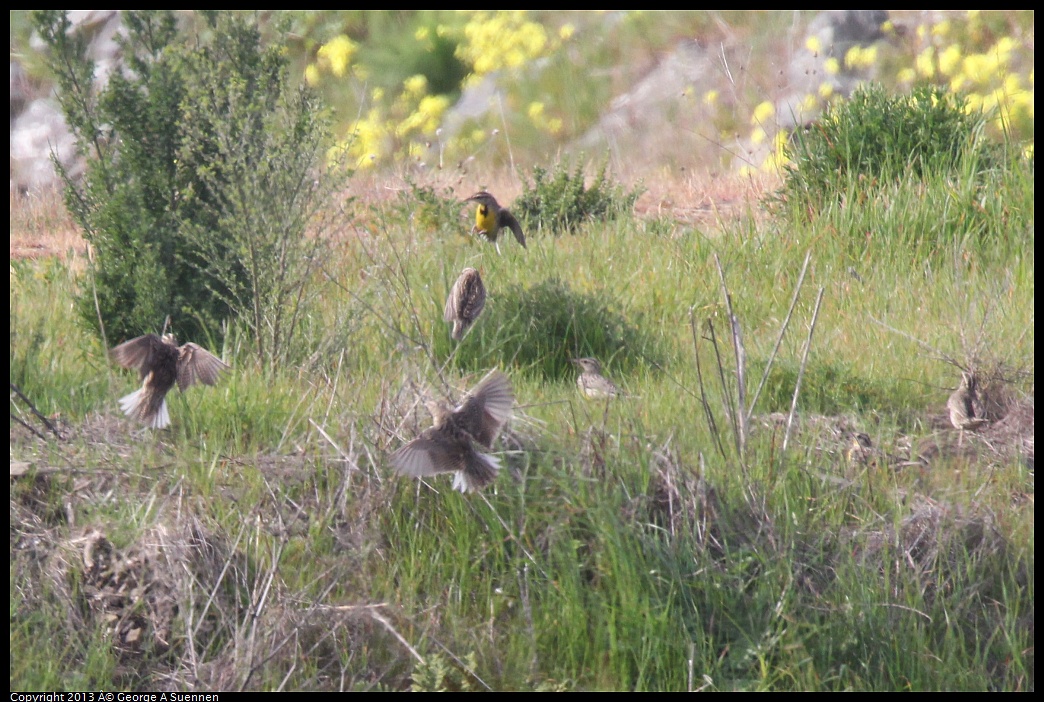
[904,13,1033,137]
[844,45,878,71]
[754,11,1032,173]
[331,73,452,169]
[527,101,563,135]
[456,10,549,77]
[315,35,358,79]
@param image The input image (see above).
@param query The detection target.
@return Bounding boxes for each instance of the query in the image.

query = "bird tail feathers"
[118,388,171,429]
[453,452,501,493]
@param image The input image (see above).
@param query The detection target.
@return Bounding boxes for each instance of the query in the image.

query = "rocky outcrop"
[10,11,123,195]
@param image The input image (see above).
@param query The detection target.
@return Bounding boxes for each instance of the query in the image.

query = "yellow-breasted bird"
[110,333,230,429]
[444,267,486,341]
[572,357,620,399]
[389,370,514,493]
[465,191,526,254]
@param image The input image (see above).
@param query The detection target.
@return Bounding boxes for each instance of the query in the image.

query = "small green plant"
[393,177,464,235]
[777,84,1000,215]
[409,652,480,692]
[513,160,642,235]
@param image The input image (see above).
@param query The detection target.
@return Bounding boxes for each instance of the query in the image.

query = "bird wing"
[498,209,526,248]
[456,369,514,447]
[110,334,164,376]
[389,435,463,478]
[444,281,459,322]
[176,343,230,391]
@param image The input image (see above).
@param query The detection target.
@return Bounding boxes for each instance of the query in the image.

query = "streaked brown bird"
[572,357,619,399]
[947,371,987,444]
[110,333,230,429]
[389,369,514,493]
[465,190,526,254]
[444,267,486,341]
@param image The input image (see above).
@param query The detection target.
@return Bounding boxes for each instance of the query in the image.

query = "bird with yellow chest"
[464,191,526,254]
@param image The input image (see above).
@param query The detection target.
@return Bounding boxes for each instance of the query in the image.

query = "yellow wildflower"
[317,35,357,78]
[752,100,775,126]
[915,47,936,78]
[845,45,878,70]
[938,44,962,76]
[404,74,428,97]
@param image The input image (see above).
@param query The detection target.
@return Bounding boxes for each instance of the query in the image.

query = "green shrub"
[776,84,1001,216]
[33,11,196,343]
[33,11,346,367]
[174,15,349,368]
[437,276,657,381]
[513,160,642,235]
[393,178,464,236]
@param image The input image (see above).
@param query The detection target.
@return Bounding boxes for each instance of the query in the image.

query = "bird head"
[959,371,978,393]
[465,191,497,206]
[572,357,602,374]
[421,392,453,426]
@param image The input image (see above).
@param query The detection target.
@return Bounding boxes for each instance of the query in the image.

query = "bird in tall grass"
[465,191,526,254]
[389,370,514,493]
[572,357,620,399]
[444,267,486,341]
[947,371,986,445]
[110,333,230,429]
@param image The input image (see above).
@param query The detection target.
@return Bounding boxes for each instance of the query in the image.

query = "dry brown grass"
[10,186,86,261]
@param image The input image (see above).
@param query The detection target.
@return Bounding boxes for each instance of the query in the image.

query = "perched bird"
[572,357,620,399]
[465,191,526,254]
[947,371,987,444]
[845,432,875,465]
[110,333,230,429]
[389,370,514,493]
[444,267,486,341]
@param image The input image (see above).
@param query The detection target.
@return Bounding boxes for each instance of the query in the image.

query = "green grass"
[11,142,1033,690]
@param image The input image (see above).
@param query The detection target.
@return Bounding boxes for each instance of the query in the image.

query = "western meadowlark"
[465,191,526,254]
[947,371,987,445]
[845,432,873,463]
[572,357,619,399]
[389,369,514,493]
[110,333,230,429]
[444,267,486,341]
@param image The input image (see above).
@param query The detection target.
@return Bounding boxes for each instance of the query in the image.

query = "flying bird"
[444,267,487,341]
[465,191,526,254]
[110,333,230,429]
[389,370,514,493]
